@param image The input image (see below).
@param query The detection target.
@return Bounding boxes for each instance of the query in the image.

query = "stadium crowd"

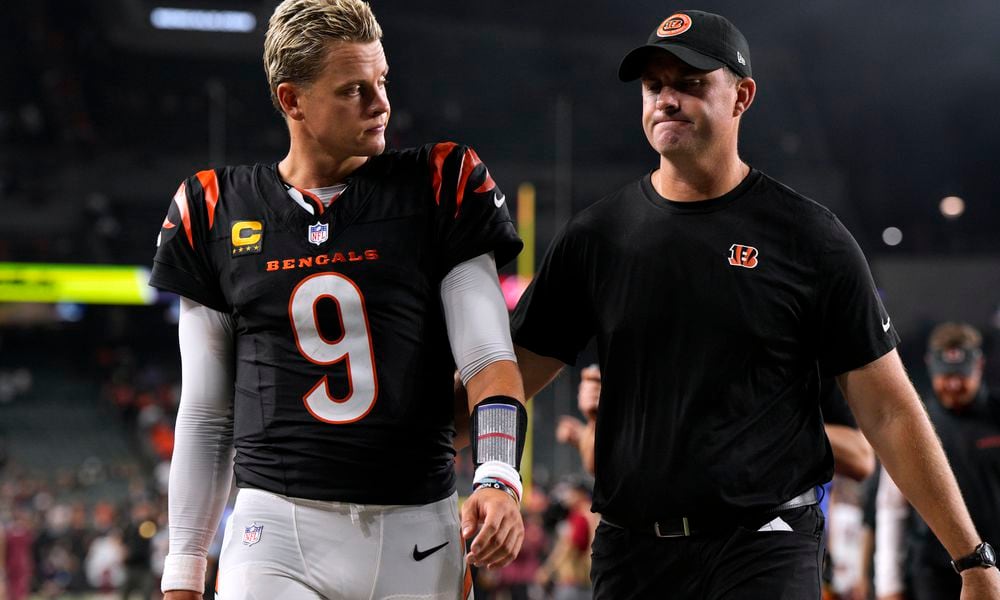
[0,348,602,600]
[4,320,997,600]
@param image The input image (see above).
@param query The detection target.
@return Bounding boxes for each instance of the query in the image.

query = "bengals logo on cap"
[657,13,692,37]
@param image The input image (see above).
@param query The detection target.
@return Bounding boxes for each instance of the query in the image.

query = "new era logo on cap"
[619,10,752,81]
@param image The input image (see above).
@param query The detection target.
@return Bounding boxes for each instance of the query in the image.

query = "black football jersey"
[150,143,522,504]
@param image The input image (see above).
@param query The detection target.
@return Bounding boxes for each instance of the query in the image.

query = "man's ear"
[734,76,756,117]
[277,82,305,121]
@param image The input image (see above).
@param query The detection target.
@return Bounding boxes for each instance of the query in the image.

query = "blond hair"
[264,0,382,113]
[928,322,982,352]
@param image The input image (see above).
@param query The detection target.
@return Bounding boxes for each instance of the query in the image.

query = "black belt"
[600,487,819,538]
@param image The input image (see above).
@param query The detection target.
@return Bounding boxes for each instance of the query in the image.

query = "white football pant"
[217,488,472,600]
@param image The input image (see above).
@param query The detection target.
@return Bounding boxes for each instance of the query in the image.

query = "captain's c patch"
[232,220,263,256]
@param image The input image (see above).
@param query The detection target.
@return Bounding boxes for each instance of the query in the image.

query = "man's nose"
[655,87,680,113]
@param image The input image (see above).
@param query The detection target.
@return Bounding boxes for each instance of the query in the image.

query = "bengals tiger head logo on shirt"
[728,244,758,269]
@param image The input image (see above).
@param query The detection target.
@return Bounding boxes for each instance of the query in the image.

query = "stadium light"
[882,227,903,247]
[940,195,965,219]
[150,7,257,33]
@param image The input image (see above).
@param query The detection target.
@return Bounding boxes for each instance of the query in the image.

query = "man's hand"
[578,365,600,420]
[461,487,524,569]
[960,566,1000,599]
[164,592,203,600]
[556,416,585,447]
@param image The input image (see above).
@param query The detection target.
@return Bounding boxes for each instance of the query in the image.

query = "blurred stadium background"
[1,0,999,598]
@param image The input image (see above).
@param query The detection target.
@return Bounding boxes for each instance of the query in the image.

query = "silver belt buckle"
[654,517,691,538]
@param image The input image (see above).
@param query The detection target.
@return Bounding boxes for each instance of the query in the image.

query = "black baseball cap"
[618,10,752,82]
[928,346,982,377]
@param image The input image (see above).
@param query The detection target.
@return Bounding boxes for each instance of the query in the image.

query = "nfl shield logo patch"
[308,221,329,246]
[242,522,263,546]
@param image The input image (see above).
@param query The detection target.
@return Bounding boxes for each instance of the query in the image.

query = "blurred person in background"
[477,486,550,600]
[148,0,526,598]
[2,510,32,600]
[876,322,1000,600]
[0,519,6,600]
[120,502,154,599]
[84,525,124,593]
[151,509,169,598]
[34,503,88,596]
[512,8,999,598]
[850,467,880,600]
[536,480,596,600]
[556,365,600,475]
[820,378,876,598]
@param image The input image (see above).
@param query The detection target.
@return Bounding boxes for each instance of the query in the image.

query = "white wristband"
[161,554,208,593]
[473,460,523,503]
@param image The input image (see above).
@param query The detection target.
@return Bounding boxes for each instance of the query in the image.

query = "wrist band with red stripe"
[470,395,527,469]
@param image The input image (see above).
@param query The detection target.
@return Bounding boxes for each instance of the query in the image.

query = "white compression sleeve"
[874,465,909,597]
[440,253,516,385]
[161,297,236,593]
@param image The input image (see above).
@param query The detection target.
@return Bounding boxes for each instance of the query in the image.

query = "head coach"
[510,9,1000,599]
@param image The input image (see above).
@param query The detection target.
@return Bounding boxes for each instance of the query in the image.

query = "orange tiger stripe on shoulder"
[454,147,496,217]
[430,143,498,217]
[172,181,194,248]
[430,142,459,206]
[195,169,220,230]
[474,162,497,194]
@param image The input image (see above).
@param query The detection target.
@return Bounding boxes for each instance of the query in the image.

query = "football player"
[151,1,527,598]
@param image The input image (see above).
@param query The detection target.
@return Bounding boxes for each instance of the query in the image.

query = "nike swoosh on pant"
[412,541,449,561]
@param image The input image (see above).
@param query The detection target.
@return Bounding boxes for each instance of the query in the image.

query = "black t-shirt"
[820,377,857,429]
[911,387,1000,568]
[512,169,898,522]
[149,142,522,504]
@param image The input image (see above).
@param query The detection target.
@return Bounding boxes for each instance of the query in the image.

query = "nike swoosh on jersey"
[882,317,891,332]
[412,541,449,561]
[494,192,505,208]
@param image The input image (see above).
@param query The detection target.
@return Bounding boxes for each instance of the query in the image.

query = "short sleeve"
[511,224,595,365]
[149,173,229,312]
[428,142,522,274]
[814,216,899,376]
